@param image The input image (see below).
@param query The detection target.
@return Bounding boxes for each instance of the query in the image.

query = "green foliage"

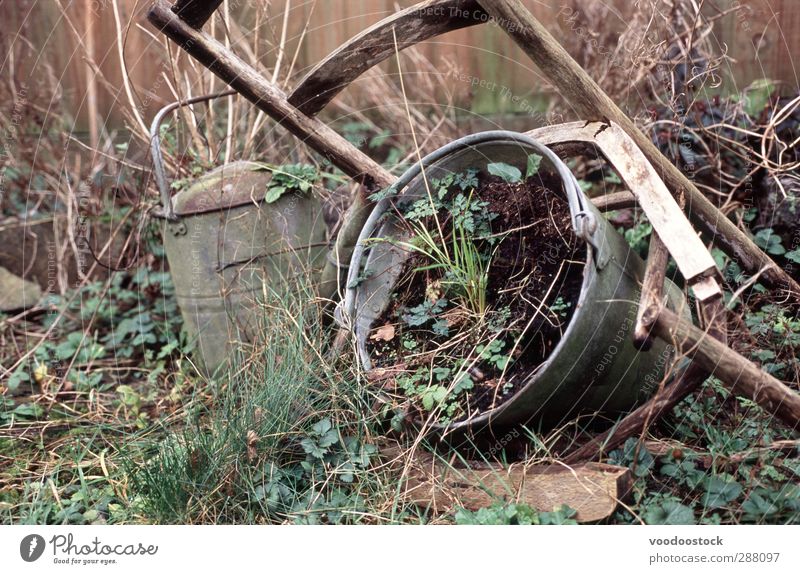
[475,339,511,370]
[396,362,475,421]
[526,153,543,178]
[126,282,385,525]
[621,219,652,258]
[401,298,448,331]
[455,502,577,525]
[608,438,655,478]
[550,296,572,319]
[644,500,696,525]
[263,163,319,203]
[743,78,777,117]
[753,228,786,255]
[613,371,800,526]
[487,162,522,183]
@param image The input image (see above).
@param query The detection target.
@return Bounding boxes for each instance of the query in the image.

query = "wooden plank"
[529,121,717,283]
[288,0,485,115]
[593,123,717,283]
[633,233,670,350]
[382,446,632,522]
[479,0,800,299]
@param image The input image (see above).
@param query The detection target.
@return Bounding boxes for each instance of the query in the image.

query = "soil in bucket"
[365,160,586,427]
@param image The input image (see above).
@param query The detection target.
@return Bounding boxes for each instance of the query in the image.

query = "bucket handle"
[342,130,611,323]
[150,90,237,221]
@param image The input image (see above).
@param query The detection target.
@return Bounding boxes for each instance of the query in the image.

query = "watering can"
[150,93,327,375]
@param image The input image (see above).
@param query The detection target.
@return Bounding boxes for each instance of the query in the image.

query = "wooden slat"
[382,446,632,522]
[288,0,485,115]
[529,121,717,284]
[633,233,670,350]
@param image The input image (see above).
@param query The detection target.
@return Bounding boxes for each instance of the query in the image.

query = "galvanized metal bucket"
[151,96,326,375]
[342,131,688,433]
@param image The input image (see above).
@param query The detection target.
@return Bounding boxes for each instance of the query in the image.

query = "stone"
[0,266,42,311]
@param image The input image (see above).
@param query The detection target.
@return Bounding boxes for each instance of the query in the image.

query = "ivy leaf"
[487,162,522,183]
[644,501,696,525]
[702,478,743,509]
[786,249,800,264]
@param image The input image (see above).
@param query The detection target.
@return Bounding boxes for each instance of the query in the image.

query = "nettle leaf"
[526,153,543,178]
[487,162,522,183]
[644,501,696,525]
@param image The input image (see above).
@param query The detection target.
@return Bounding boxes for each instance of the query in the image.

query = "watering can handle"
[150,89,237,221]
[342,130,609,323]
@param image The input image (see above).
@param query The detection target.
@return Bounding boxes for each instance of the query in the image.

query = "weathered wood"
[289,0,485,116]
[479,0,800,300]
[564,364,709,464]
[633,233,670,350]
[653,305,800,429]
[532,121,716,285]
[147,0,395,299]
[170,0,223,28]
[566,297,729,464]
[382,446,632,522]
[148,1,391,189]
[590,191,637,212]
[593,123,717,284]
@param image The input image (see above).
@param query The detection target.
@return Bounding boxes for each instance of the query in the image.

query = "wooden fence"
[3,0,799,133]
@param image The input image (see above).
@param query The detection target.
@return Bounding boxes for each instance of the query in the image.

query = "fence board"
[1,0,797,133]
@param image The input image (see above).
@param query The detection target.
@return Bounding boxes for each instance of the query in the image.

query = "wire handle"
[149,90,237,220]
[342,130,609,324]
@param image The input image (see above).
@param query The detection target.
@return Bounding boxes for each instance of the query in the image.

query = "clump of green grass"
[124,278,405,524]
